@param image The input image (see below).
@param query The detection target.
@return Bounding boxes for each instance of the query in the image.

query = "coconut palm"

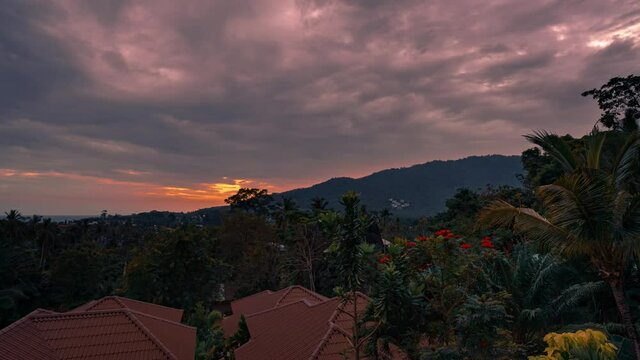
[478,130,640,358]
[4,209,23,242]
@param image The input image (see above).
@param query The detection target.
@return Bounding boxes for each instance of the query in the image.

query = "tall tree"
[582,74,640,132]
[329,192,376,360]
[224,188,273,215]
[4,210,23,242]
[124,226,230,310]
[478,130,640,358]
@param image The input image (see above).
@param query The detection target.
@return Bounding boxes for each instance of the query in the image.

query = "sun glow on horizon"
[0,168,283,214]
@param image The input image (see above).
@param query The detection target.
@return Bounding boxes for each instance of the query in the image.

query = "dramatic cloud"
[1,0,639,214]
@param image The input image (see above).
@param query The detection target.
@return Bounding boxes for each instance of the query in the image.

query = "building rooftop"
[227,286,406,360]
[0,297,195,360]
[222,285,328,337]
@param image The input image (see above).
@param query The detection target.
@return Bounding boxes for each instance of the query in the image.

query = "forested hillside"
[279,155,523,217]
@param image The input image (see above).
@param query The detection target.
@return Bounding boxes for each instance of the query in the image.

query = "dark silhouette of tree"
[328,192,377,360]
[224,188,273,215]
[582,74,640,132]
[311,197,329,214]
[4,210,23,242]
[123,226,230,310]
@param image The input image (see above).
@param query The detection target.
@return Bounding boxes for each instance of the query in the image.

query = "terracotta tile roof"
[310,324,408,360]
[0,309,57,360]
[275,286,328,306]
[222,285,327,337]
[71,296,184,323]
[131,310,196,360]
[235,298,341,360]
[232,287,407,360]
[0,297,195,360]
[309,324,354,360]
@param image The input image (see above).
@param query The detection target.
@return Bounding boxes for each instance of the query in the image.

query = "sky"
[1,0,639,215]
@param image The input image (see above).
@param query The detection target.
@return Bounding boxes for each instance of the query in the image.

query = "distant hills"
[43,154,524,224]
[278,155,523,217]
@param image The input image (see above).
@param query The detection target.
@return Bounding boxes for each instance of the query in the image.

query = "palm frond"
[477,200,572,252]
[584,129,606,170]
[612,132,640,188]
[550,281,607,317]
[519,307,543,321]
[537,174,614,242]
[526,254,560,305]
[524,130,578,173]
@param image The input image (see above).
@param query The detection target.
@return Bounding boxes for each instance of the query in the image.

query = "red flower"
[406,241,417,248]
[444,233,455,239]
[435,229,451,237]
[481,236,493,248]
[455,235,461,239]
[460,243,472,249]
[378,255,392,264]
[416,235,429,242]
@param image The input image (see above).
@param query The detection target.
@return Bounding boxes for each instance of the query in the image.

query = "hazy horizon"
[4,152,521,215]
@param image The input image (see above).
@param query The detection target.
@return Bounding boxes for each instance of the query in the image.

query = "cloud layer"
[1,0,639,214]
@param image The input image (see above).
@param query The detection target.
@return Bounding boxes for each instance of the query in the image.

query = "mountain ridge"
[59,154,524,223]
[277,154,523,217]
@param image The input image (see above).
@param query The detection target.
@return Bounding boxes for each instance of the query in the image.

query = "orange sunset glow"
[0,168,288,214]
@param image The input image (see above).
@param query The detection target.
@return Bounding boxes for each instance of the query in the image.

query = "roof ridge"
[308,323,352,360]
[127,309,196,330]
[273,286,295,306]
[0,309,52,335]
[231,288,277,304]
[31,308,134,321]
[274,285,328,306]
[120,309,179,360]
[328,292,370,324]
[78,296,124,312]
[113,296,184,312]
[246,297,340,319]
[31,307,189,328]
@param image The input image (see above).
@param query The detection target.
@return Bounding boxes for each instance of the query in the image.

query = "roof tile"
[232,287,408,360]
[0,296,195,360]
[223,285,327,337]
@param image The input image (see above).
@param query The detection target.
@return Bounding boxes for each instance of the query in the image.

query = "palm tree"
[4,210,23,242]
[481,244,607,351]
[478,130,640,358]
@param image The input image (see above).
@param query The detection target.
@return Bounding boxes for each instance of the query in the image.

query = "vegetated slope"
[279,155,523,217]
